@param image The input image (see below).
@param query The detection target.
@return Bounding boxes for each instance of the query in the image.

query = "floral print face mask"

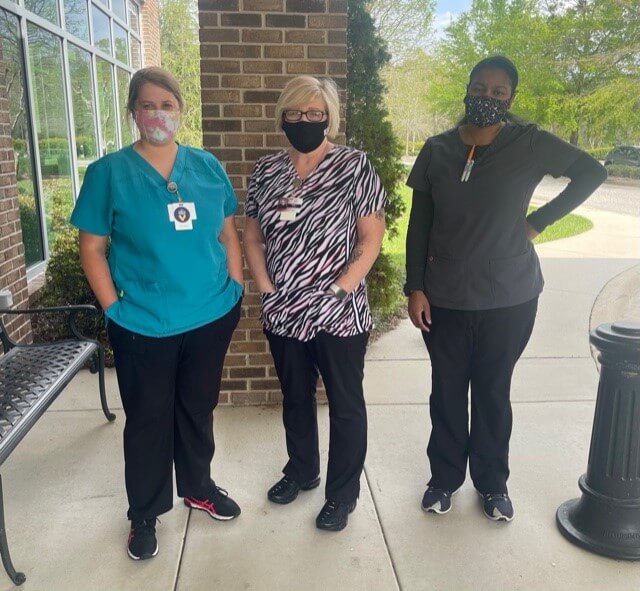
[135,109,181,145]
[463,95,510,128]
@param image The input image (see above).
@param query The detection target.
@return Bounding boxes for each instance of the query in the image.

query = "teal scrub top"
[70,144,243,337]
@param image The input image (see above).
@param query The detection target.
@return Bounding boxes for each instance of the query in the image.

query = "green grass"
[383,185,594,271]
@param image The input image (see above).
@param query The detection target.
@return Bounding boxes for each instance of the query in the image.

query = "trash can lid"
[591,321,640,357]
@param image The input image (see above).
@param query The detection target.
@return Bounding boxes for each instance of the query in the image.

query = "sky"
[434,0,472,37]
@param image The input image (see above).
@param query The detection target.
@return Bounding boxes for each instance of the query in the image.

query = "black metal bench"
[0,295,115,585]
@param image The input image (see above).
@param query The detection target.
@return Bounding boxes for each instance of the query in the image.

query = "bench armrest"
[0,304,102,346]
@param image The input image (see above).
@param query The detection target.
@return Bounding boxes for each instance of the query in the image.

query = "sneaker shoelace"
[132,518,156,537]
[485,493,508,502]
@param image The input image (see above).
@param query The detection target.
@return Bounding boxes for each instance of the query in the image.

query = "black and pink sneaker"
[184,484,241,521]
[127,518,158,560]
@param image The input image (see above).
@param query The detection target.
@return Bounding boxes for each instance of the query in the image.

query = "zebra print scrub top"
[245,145,387,342]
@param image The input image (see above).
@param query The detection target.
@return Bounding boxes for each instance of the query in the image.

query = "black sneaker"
[481,493,514,522]
[184,483,241,521]
[421,486,458,514]
[268,475,321,504]
[127,518,158,561]
[315,499,357,532]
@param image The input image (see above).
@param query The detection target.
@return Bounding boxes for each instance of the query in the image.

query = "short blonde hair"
[127,67,184,115]
[275,76,340,138]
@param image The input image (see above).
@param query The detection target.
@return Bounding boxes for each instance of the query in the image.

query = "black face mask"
[464,95,510,128]
[282,121,328,153]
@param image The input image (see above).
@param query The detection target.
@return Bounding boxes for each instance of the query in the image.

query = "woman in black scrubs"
[405,56,606,521]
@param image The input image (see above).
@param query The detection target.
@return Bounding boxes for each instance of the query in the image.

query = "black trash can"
[557,321,640,560]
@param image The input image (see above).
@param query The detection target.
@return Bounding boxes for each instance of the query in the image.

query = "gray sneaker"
[421,486,458,514]
[481,493,514,522]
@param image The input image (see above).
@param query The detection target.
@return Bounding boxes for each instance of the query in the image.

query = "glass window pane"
[27,24,73,252]
[96,58,117,155]
[0,10,44,266]
[91,7,111,55]
[94,0,108,7]
[68,45,98,184]
[65,0,89,42]
[112,0,126,22]
[116,68,133,146]
[114,23,128,64]
[25,0,59,25]
[131,36,141,70]
[127,0,139,34]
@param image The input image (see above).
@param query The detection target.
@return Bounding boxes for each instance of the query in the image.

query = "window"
[91,7,111,55]
[68,45,98,181]
[117,67,134,146]
[114,23,128,64]
[0,10,44,266]
[96,57,117,155]
[65,0,90,42]
[2,0,141,270]
[25,0,59,26]
[27,23,73,252]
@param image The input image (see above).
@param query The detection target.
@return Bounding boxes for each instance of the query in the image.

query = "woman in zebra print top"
[244,75,387,532]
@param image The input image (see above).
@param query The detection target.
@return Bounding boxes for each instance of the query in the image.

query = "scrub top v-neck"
[70,144,243,337]
[406,123,587,310]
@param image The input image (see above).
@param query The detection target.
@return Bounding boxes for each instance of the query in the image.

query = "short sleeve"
[406,140,432,192]
[210,155,238,217]
[353,153,387,218]
[70,159,112,236]
[531,128,583,178]
[245,159,261,219]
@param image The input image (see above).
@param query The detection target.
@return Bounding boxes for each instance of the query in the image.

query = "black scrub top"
[406,123,586,311]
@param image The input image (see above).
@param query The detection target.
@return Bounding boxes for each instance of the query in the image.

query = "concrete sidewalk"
[1,204,639,590]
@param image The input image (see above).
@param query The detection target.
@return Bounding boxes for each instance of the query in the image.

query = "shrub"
[347,0,406,322]
[31,228,113,365]
[585,146,613,160]
[606,164,640,179]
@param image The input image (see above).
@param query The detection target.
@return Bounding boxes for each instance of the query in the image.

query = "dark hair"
[469,55,519,95]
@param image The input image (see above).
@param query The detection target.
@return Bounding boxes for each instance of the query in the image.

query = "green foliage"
[367,0,435,61]
[159,0,203,148]
[366,250,404,326]
[347,0,405,237]
[422,0,640,148]
[348,0,406,321]
[32,227,113,364]
[18,195,41,264]
[585,146,613,160]
[606,164,640,179]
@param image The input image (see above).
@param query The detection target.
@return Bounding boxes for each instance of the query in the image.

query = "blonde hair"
[127,67,184,115]
[275,76,340,138]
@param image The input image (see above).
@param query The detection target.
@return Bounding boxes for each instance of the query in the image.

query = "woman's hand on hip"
[408,290,432,332]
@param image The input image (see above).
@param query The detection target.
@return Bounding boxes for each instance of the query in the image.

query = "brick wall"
[141,0,162,67]
[197,0,348,404]
[0,46,31,344]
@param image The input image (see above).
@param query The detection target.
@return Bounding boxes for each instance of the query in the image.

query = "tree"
[383,50,450,153]
[347,0,406,318]
[367,0,436,60]
[425,0,640,147]
[159,0,202,147]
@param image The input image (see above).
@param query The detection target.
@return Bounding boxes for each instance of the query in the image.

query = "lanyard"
[460,145,476,183]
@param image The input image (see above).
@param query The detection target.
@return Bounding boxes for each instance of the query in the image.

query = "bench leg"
[97,348,116,422]
[0,476,25,586]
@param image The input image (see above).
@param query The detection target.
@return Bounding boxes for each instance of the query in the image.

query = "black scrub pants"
[265,330,369,504]
[107,300,241,521]
[421,297,538,494]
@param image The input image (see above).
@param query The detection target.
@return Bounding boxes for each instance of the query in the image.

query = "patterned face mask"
[463,95,510,128]
[135,109,181,145]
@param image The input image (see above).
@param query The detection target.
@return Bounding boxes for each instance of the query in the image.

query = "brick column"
[0,46,31,344]
[141,0,161,67]
[198,0,347,405]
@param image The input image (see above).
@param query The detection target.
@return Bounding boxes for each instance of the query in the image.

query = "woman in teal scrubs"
[71,67,243,561]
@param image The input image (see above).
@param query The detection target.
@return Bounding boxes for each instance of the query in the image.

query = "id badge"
[168,202,197,231]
